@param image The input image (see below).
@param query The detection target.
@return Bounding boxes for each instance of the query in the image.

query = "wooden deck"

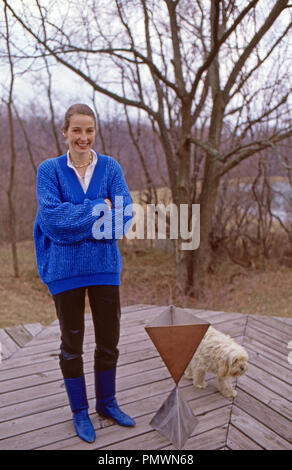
[0,304,291,450]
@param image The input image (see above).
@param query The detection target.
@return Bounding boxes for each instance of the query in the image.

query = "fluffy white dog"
[184,326,248,398]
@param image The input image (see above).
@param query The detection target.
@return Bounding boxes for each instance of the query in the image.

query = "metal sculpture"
[145,305,210,449]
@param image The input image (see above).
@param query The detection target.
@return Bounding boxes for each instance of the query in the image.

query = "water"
[270,181,292,222]
[237,180,292,223]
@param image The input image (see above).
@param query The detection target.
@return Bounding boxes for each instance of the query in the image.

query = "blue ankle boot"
[95,369,135,427]
[64,376,96,443]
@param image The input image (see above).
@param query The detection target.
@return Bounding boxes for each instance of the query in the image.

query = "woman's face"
[64,113,96,158]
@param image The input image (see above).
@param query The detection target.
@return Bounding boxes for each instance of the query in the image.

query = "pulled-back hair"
[62,103,96,132]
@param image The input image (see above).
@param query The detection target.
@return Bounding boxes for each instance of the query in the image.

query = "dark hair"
[62,103,96,132]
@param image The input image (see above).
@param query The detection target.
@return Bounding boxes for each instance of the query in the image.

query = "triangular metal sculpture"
[145,305,210,449]
[150,386,199,450]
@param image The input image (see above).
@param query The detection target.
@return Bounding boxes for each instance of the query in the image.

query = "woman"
[34,103,135,443]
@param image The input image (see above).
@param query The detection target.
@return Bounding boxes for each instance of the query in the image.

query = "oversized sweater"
[33,152,133,295]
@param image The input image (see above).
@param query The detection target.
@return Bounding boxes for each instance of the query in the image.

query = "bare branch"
[186,134,222,160]
[3,0,157,117]
[189,0,260,101]
[228,20,292,103]
[223,0,289,100]
[164,0,186,95]
[218,129,292,177]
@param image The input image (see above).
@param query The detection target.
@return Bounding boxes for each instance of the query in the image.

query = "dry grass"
[0,241,56,328]
[0,239,291,329]
[120,242,292,318]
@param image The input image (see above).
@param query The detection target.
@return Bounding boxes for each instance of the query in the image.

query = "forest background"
[0,0,292,328]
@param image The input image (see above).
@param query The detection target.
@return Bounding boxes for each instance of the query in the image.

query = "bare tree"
[268,140,292,244]
[4,0,292,296]
[1,3,19,277]
[13,105,38,174]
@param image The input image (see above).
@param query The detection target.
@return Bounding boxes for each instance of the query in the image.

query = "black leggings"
[53,285,121,379]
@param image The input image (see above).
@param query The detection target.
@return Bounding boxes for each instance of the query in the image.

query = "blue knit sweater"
[33,153,133,295]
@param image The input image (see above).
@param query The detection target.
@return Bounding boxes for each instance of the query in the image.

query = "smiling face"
[63,113,96,160]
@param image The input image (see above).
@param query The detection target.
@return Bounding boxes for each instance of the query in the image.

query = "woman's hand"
[104,198,112,209]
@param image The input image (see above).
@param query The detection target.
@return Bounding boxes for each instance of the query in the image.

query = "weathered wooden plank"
[1,312,245,365]
[99,428,169,450]
[0,368,221,426]
[210,319,246,339]
[23,323,43,337]
[165,425,228,451]
[87,314,246,345]
[156,405,231,450]
[245,324,288,356]
[234,390,292,443]
[84,314,246,345]
[0,308,248,364]
[0,344,159,383]
[0,378,226,450]
[247,316,291,345]
[23,324,60,343]
[185,309,247,325]
[0,335,153,372]
[8,310,290,367]
[0,319,247,387]
[0,306,156,352]
[0,355,176,410]
[1,323,44,362]
[0,306,291,451]
[100,406,231,450]
[231,406,291,450]
[37,399,231,451]
[4,325,33,348]
[0,326,151,360]
[121,304,158,313]
[276,316,292,325]
[0,349,58,371]
[0,357,60,383]
[22,309,241,350]
[245,363,291,399]
[237,374,292,420]
[35,414,154,451]
[0,355,165,414]
[227,424,263,450]
[250,314,292,336]
[0,350,169,395]
[246,346,291,384]
[243,336,292,371]
[0,414,90,450]
[0,386,154,442]
[0,329,19,361]
[0,374,172,424]
[0,338,59,359]
[0,341,160,406]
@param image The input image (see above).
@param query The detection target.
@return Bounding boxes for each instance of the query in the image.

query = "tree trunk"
[7,191,19,278]
[7,95,19,278]
[191,162,219,297]
[190,87,224,296]
[4,2,19,278]
[174,102,194,290]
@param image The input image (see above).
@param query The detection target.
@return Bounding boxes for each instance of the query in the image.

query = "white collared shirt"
[67,149,98,193]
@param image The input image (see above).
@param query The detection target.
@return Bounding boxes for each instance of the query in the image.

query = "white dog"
[184,326,248,398]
